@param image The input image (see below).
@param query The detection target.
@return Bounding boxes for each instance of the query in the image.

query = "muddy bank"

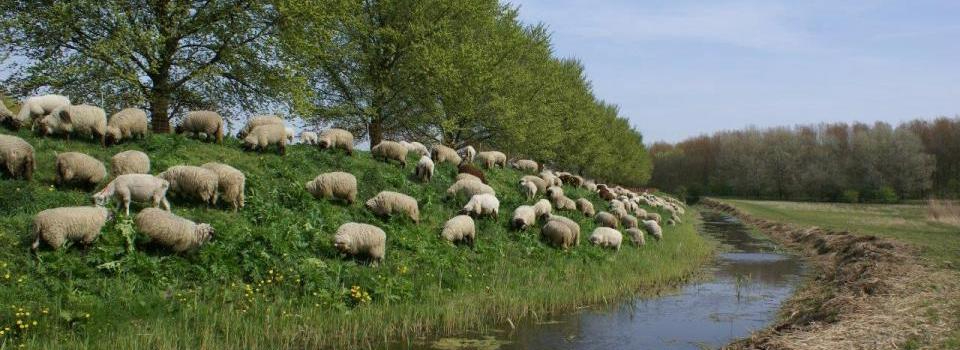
[703,199,960,349]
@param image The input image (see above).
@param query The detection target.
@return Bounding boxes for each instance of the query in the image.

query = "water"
[414,211,804,350]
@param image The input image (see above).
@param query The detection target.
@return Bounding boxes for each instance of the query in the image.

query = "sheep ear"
[58,108,72,123]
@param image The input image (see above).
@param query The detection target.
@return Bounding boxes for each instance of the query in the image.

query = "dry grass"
[927,199,960,227]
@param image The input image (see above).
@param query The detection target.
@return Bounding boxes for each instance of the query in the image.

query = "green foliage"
[841,190,860,203]
[876,186,899,204]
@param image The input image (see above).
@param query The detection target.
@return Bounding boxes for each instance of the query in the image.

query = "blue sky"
[510,0,960,143]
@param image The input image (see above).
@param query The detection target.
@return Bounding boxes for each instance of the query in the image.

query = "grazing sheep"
[625,228,646,246]
[521,175,547,193]
[242,124,287,155]
[456,173,482,183]
[546,186,564,200]
[92,174,170,216]
[237,115,283,138]
[599,187,615,201]
[547,186,576,211]
[201,162,245,211]
[110,150,150,176]
[511,205,536,230]
[584,181,598,192]
[105,108,148,146]
[519,179,538,200]
[371,140,408,167]
[0,134,35,180]
[39,104,108,146]
[401,141,430,157]
[595,211,619,229]
[634,208,648,220]
[333,223,386,262]
[11,94,70,130]
[176,110,224,144]
[305,172,357,204]
[611,207,629,220]
[540,214,580,249]
[415,156,434,182]
[533,199,552,219]
[446,179,495,200]
[157,165,219,206]
[55,152,106,190]
[317,128,354,155]
[621,214,639,229]
[135,208,215,253]
[457,162,487,183]
[431,145,461,165]
[31,206,112,250]
[558,174,583,188]
[645,212,662,224]
[666,219,676,226]
[642,220,663,241]
[441,215,476,247]
[476,151,507,169]
[511,159,539,173]
[301,131,319,145]
[589,227,623,250]
[576,198,596,217]
[460,193,499,219]
[539,172,561,187]
[366,191,420,223]
[458,145,477,163]
[0,102,12,127]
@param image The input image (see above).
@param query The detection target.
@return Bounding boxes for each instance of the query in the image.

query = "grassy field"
[0,129,711,349]
[724,199,960,268]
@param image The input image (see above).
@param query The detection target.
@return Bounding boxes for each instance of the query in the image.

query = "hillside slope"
[0,130,710,348]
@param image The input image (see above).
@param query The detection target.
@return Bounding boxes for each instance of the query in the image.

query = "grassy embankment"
[0,128,711,349]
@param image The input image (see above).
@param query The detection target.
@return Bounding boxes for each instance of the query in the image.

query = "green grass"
[0,129,711,349]
[723,199,960,268]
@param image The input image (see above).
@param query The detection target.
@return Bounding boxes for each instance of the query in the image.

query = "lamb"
[511,205,536,230]
[105,108,148,145]
[595,211,619,228]
[589,227,623,250]
[31,206,112,250]
[135,208,215,253]
[305,172,357,204]
[476,151,507,169]
[521,175,547,193]
[402,141,430,157]
[0,134,35,180]
[446,179,495,200]
[301,131,319,145]
[317,128,354,155]
[365,191,420,223]
[625,228,646,246]
[39,104,108,146]
[176,110,224,144]
[157,165,219,206]
[415,156,434,182]
[621,214,639,229]
[371,140,409,167]
[457,162,487,183]
[459,193,499,219]
[237,115,284,138]
[539,214,580,249]
[242,124,287,155]
[55,152,106,190]
[201,162,246,211]
[511,159,539,173]
[441,215,476,247]
[11,94,70,130]
[519,179,538,200]
[533,199,552,219]
[456,173,482,183]
[642,220,663,241]
[431,145,461,165]
[458,145,476,163]
[576,198,596,217]
[92,174,171,216]
[110,150,150,176]
[333,222,386,262]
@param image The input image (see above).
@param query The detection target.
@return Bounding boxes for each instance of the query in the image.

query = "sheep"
[441,215,475,247]
[11,94,70,130]
[105,108,148,145]
[39,104,108,146]
[201,162,246,211]
[110,150,150,176]
[31,206,112,250]
[157,165,219,206]
[305,172,357,204]
[431,145,461,165]
[457,162,487,183]
[589,227,623,250]
[401,141,430,157]
[285,127,295,144]
[333,222,386,262]
[476,151,506,169]
[576,198,596,217]
[621,214,639,229]
[642,220,663,241]
[666,219,676,226]
[55,152,106,190]
[634,208,648,220]
[625,228,646,246]
[176,110,224,144]
[237,115,284,138]
[521,175,547,193]
[539,172,561,187]
[371,140,408,167]
[584,181,598,192]
[558,174,583,188]
[511,205,536,230]
[598,187,615,201]
[545,186,564,200]
[456,173,482,183]
[458,145,476,163]
[415,156,434,182]
[533,199,552,219]
[446,179,495,200]
[242,124,287,155]
[645,212,662,224]
[135,208,215,253]
[301,131,319,145]
[546,186,576,211]
[595,212,619,229]
[519,179,538,200]
[511,159,539,173]
[0,102,13,127]
[459,193,499,219]
[92,174,171,216]
[317,128,355,155]
[611,207,630,220]
[366,191,420,223]
[540,214,580,249]
[0,134,35,180]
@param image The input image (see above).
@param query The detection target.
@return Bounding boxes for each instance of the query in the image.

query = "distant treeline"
[650,118,960,202]
[0,0,651,186]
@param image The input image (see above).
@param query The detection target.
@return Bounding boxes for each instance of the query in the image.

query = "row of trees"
[649,120,955,202]
[0,0,651,186]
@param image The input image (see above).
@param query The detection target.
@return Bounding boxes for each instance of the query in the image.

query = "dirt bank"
[703,199,960,350]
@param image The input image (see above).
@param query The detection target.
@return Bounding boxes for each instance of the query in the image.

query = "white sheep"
[401,141,430,157]
[176,110,224,144]
[305,172,357,204]
[238,115,284,138]
[589,227,623,250]
[92,174,171,216]
[301,131,319,145]
[540,214,580,249]
[431,145,461,165]
[201,162,246,211]
[285,127,295,144]
[533,199,552,219]
[441,215,476,246]
[625,228,646,246]
[547,186,576,211]
[476,151,506,169]
[645,212,662,224]
[622,214,639,229]
[511,205,536,230]
[371,140,409,167]
[366,191,420,223]
[446,179,495,200]
[105,108,148,145]
[642,220,663,241]
[157,165,219,206]
[521,175,547,193]
[460,193,499,219]
[110,150,150,176]
[317,128,354,155]
[415,155,434,182]
[40,104,108,146]
[511,159,539,173]
[456,173,482,183]
[55,152,106,189]
[576,198,596,217]
[135,208,215,253]
[539,172,561,187]
[12,94,70,130]
[519,179,538,200]
[334,222,386,262]
[0,134,35,180]
[31,206,112,250]
[242,124,287,155]
[458,145,476,163]
[595,211,619,229]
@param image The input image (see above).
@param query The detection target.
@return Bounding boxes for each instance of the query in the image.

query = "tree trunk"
[150,90,171,133]
[368,118,383,147]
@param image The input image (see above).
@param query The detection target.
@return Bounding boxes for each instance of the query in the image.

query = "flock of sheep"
[0,94,687,263]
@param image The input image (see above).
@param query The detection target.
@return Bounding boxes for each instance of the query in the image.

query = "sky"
[509,0,960,143]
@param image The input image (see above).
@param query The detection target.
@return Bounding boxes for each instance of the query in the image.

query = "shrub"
[841,190,860,203]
